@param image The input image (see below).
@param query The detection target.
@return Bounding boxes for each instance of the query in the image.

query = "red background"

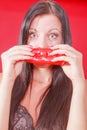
[0,0,87,78]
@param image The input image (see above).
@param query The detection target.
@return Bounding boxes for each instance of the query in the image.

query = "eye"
[29,32,38,39]
[49,33,58,40]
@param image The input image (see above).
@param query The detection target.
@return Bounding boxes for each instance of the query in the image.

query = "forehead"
[30,14,62,31]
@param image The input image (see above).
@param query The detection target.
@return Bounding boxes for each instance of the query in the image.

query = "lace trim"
[13,105,35,130]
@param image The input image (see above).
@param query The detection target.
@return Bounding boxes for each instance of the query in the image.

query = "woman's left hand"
[50,44,85,81]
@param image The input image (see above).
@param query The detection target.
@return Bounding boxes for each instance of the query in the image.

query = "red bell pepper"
[26,48,68,66]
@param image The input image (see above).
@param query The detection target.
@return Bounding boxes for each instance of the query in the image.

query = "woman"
[0,0,87,130]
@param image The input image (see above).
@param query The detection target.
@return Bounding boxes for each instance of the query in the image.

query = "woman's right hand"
[1,45,34,86]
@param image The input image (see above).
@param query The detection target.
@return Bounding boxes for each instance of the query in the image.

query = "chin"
[33,63,52,68]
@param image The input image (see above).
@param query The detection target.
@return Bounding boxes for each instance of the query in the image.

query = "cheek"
[56,34,63,45]
[48,36,63,47]
[27,38,35,46]
[58,36,63,44]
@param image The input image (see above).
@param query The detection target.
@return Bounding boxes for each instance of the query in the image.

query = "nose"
[35,35,47,48]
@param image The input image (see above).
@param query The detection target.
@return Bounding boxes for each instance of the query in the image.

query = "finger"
[7,49,34,57]
[50,44,81,56]
[58,45,80,55]
[50,44,71,50]
[1,49,34,64]
[49,49,76,58]
[8,55,33,63]
[51,55,73,65]
[6,45,32,54]
[3,46,34,58]
[50,44,77,52]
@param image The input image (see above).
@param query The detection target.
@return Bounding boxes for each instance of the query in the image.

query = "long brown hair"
[9,0,73,130]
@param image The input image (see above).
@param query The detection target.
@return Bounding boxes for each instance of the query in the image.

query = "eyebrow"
[48,28,62,32]
[29,28,37,32]
[29,27,62,33]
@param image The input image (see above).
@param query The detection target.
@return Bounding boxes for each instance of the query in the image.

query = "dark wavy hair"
[9,0,73,130]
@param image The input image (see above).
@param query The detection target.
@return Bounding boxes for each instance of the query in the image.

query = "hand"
[1,45,34,83]
[50,44,85,81]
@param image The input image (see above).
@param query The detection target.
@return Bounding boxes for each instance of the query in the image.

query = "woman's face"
[27,14,62,47]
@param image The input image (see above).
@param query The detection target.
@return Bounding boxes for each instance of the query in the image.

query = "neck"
[33,66,52,84]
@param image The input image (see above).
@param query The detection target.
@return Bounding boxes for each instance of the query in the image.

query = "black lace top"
[13,105,60,130]
[13,105,35,130]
